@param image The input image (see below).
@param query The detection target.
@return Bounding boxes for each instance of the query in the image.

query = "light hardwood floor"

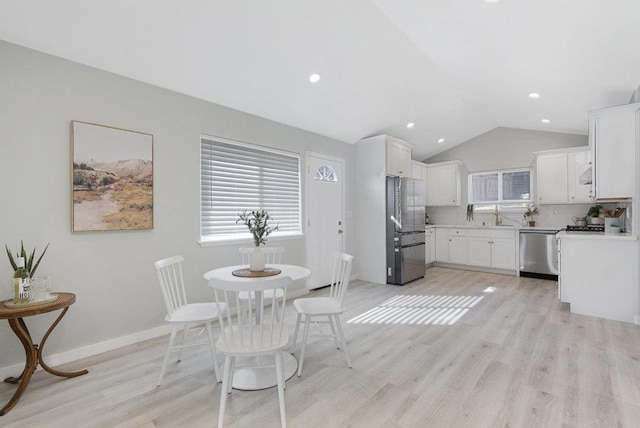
[2,267,640,427]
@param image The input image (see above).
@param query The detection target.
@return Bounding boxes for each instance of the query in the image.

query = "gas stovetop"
[565,224,604,232]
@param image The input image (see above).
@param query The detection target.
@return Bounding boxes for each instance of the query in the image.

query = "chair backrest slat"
[154,255,189,316]
[208,275,292,353]
[329,253,354,310]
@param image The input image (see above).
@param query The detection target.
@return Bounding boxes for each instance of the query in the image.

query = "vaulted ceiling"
[1,0,639,160]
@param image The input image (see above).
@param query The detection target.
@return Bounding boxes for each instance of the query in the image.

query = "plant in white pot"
[524,205,540,227]
[237,210,278,271]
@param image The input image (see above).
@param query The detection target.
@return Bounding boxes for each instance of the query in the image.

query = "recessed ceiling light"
[437,138,445,144]
[485,0,500,3]
[406,122,415,129]
[309,73,320,83]
[541,119,551,124]
[528,93,540,99]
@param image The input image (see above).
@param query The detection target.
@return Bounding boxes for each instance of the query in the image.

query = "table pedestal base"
[230,353,297,391]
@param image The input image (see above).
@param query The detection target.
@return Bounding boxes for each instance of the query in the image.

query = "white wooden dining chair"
[291,252,354,376]
[238,246,285,320]
[154,255,226,386]
[208,275,292,428]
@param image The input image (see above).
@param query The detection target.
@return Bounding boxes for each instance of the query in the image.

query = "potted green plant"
[5,241,50,278]
[237,210,278,271]
[524,205,540,227]
[587,204,603,224]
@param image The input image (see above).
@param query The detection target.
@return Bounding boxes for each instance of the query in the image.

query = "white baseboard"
[0,324,173,381]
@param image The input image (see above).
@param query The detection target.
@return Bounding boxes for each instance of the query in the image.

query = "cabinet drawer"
[491,229,516,239]
[449,228,467,236]
[467,228,492,238]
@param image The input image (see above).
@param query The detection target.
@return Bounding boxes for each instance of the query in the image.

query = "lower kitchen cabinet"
[467,229,516,269]
[467,237,491,267]
[435,228,449,262]
[490,237,517,269]
[449,234,467,264]
[425,228,435,264]
[559,234,637,323]
[434,227,517,273]
[434,228,467,264]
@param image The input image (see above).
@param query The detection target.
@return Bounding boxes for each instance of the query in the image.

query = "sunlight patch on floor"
[347,295,484,326]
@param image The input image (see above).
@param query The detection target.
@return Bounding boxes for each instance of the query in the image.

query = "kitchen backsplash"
[426,203,627,230]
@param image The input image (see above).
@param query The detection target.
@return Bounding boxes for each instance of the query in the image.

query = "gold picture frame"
[71,121,154,232]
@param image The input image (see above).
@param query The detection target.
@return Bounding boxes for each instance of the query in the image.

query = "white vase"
[249,246,266,272]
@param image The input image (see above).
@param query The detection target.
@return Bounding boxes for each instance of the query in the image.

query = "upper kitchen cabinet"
[386,137,412,177]
[589,102,640,200]
[536,152,568,204]
[426,161,464,206]
[412,161,427,207]
[567,150,593,203]
[536,148,592,204]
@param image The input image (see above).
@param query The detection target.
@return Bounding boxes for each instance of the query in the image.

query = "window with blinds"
[200,136,301,242]
[468,168,532,211]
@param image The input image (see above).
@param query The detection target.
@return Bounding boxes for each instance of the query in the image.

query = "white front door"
[306,153,345,289]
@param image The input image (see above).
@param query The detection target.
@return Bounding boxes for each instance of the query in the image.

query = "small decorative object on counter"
[587,204,603,225]
[425,211,430,225]
[13,257,30,304]
[466,204,474,222]
[237,210,279,271]
[524,204,540,227]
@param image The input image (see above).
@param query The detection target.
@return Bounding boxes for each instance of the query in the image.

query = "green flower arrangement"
[236,210,278,247]
[5,241,50,278]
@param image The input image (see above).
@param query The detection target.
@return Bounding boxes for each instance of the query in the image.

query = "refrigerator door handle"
[390,215,402,230]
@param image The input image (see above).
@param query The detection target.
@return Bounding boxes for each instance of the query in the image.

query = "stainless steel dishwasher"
[519,228,560,280]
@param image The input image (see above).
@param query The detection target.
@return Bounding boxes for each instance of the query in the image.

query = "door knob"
[338,230,343,234]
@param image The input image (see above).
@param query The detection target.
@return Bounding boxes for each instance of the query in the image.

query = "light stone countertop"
[425,224,636,240]
[425,224,559,231]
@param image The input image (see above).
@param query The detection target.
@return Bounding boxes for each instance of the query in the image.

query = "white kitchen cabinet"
[425,228,433,265]
[467,228,516,270]
[589,103,639,200]
[467,236,492,267]
[435,228,449,262]
[491,237,516,269]
[412,161,427,208]
[425,161,463,206]
[567,150,592,203]
[386,139,412,177]
[536,153,568,204]
[559,234,637,323]
[448,228,467,265]
[535,148,592,204]
[429,228,436,262]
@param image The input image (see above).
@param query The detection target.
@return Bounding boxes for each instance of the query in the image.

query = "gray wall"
[0,40,355,370]
[424,127,588,172]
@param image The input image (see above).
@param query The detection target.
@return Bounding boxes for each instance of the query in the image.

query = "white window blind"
[468,168,532,207]
[200,136,301,241]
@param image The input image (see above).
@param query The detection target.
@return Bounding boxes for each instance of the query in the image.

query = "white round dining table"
[203,264,311,391]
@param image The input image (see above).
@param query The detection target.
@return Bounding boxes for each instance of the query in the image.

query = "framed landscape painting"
[72,121,153,232]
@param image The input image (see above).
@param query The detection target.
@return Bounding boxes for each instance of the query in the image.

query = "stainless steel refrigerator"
[386,176,426,285]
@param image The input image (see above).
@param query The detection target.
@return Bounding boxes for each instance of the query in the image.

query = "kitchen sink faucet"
[494,206,502,226]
